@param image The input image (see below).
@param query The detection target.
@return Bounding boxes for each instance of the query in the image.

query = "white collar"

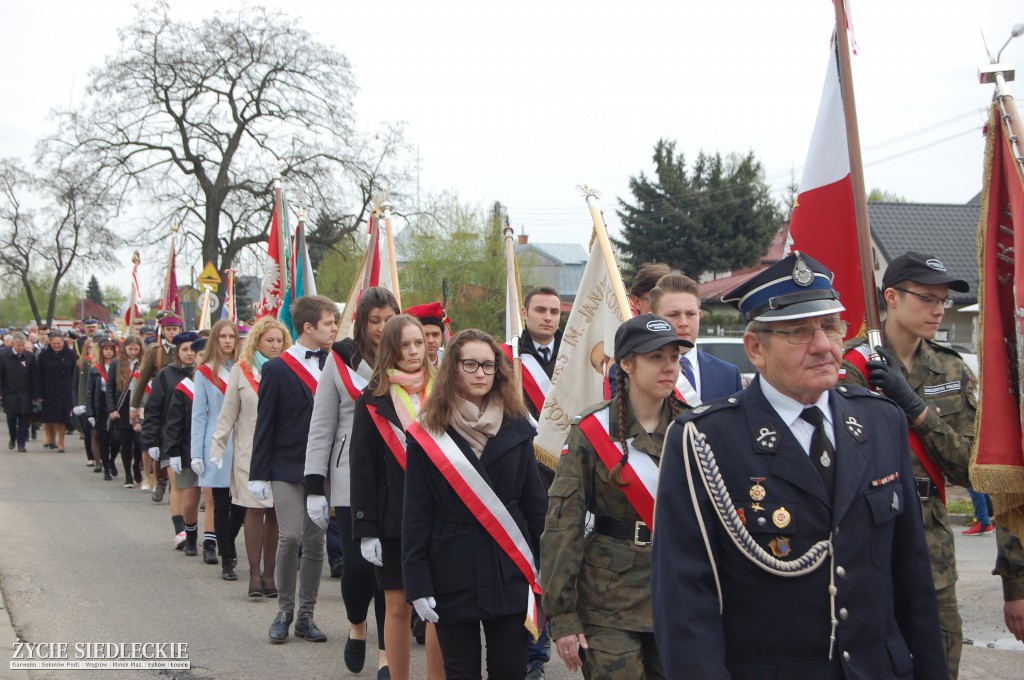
[759,378,832,430]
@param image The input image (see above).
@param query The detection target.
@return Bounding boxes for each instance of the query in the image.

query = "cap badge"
[925,258,947,272]
[792,254,814,287]
[646,319,671,333]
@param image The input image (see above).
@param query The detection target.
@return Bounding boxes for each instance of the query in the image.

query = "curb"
[0,587,28,680]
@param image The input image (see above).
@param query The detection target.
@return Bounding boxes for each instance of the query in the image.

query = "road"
[1,438,1021,679]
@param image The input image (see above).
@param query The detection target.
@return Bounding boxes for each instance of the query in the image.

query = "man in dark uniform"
[996,526,1024,642]
[653,252,946,679]
[838,251,975,680]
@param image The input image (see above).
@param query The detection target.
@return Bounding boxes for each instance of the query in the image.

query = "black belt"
[915,477,939,501]
[594,517,651,546]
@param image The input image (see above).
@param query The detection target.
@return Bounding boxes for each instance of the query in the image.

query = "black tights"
[96,418,116,473]
[336,506,386,650]
[115,429,142,482]
[211,487,244,561]
[434,614,529,680]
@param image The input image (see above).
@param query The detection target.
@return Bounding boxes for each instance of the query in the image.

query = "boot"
[221,558,238,581]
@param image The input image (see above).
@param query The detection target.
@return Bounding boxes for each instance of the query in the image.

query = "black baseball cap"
[881,252,968,292]
[614,314,692,363]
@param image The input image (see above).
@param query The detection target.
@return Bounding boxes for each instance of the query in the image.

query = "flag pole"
[832,0,881,346]
[577,184,632,319]
[504,219,523,390]
[128,251,140,328]
[980,59,1024,177]
[362,209,380,292]
[382,201,402,309]
[161,225,179,312]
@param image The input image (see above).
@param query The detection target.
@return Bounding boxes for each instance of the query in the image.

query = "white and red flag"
[256,177,288,320]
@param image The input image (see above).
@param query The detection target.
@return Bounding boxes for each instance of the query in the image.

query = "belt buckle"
[914,477,930,501]
[634,521,651,546]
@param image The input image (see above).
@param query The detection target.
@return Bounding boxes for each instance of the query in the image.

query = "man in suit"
[0,333,35,451]
[249,295,338,645]
[650,273,743,401]
[652,252,946,679]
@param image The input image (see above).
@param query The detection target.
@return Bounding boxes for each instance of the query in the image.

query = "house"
[514,235,588,312]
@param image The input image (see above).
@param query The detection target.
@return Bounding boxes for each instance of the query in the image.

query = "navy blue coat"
[33,347,76,423]
[350,390,408,540]
[694,348,743,401]
[652,377,946,680]
[250,354,317,483]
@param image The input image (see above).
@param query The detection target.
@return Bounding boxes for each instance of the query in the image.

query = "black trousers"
[6,413,29,446]
[115,428,143,482]
[211,487,244,560]
[434,614,529,680]
[96,416,116,472]
[336,506,386,649]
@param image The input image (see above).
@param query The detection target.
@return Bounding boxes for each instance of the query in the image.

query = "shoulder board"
[680,395,740,420]
[573,399,612,424]
[923,339,964,358]
[834,384,878,399]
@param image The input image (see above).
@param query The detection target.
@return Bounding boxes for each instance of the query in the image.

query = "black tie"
[538,346,550,363]
[306,349,327,370]
[799,406,835,502]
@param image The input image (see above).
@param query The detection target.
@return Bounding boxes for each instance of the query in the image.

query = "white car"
[694,337,756,387]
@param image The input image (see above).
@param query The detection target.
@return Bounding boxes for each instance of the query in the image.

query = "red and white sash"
[500,345,551,412]
[674,371,700,406]
[335,352,370,401]
[239,362,260,395]
[197,364,232,395]
[175,377,195,401]
[365,402,409,469]
[407,422,543,641]
[280,351,319,395]
[577,407,660,530]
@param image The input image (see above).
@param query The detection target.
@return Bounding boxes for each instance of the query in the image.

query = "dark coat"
[402,417,546,624]
[163,379,193,463]
[350,389,409,540]
[515,327,562,488]
[652,377,947,680]
[0,349,35,415]
[105,359,136,431]
[84,363,112,424]
[695,348,744,401]
[140,364,192,452]
[249,353,317,483]
[33,346,76,423]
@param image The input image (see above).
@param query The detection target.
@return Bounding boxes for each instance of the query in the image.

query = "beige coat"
[211,362,272,508]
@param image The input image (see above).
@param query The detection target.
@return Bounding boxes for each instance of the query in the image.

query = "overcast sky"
[1,0,1021,293]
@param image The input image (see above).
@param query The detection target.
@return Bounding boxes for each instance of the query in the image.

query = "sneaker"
[174,531,187,550]
[152,481,167,503]
[141,484,151,492]
[962,522,994,536]
[124,481,134,488]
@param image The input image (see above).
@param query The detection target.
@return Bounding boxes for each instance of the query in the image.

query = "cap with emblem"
[613,313,693,363]
[97,336,118,349]
[723,251,846,323]
[172,331,200,346]
[403,302,452,339]
[159,315,184,328]
[881,251,969,292]
[83,318,99,326]
[140,325,156,335]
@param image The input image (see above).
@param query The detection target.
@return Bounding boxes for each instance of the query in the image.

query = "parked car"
[695,337,756,387]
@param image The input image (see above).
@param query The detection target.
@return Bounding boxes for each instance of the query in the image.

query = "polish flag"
[786,37,864,336]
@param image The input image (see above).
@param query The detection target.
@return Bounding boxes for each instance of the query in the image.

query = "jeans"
[968,488,993,526]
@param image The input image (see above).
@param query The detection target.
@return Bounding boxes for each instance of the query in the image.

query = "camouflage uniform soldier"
[130,315,182,412]
[839,251,975,680]
[541,315,688,680]
[995,526,1024,642]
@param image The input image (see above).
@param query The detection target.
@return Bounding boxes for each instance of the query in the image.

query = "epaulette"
[923,338,964,359]
[678,395,741,421]
[834,383,877,399]
[573,399,612,424]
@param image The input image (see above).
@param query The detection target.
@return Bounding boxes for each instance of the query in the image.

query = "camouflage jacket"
[841,336,977,590]
[995,525,1024,602]
[540,397,673,639]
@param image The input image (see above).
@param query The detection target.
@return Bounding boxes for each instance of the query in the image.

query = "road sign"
[197,261,221,287]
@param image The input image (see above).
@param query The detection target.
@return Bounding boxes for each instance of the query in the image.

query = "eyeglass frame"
[758,319,850,345]
[891,286,954,309]
[458,359,498,375]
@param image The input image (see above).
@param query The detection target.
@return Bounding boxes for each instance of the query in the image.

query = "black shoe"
[152,482,166,503]
[377,667,391,680]
[412,615,426,645]
[330,561,344,578]
[525,665,546,680]
[8,440,14,450]
[222,558,238,581]
[110,463,118,477]
[294,614,327,642]
[184,534,198,557]
[17,447,26,453]
[268,611,293,644]
[103,471,112,481]
[344,637,366,672]
[203,544,218,565]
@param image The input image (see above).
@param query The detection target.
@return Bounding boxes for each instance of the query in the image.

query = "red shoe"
[962,522,993,536]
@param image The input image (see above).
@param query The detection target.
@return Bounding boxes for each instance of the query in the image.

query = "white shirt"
[682,348,702,397]
[533,341,555,360]
[286,343,325,379]
[759,379,835,455]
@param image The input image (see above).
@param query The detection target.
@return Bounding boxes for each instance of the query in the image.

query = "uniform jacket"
[140,364,192,453]
[351,388,410,540]
[402,416,547,624]
[695,348,744,401]
[541,397,674,639]
[210,361,271,508]
[0,349,35,415]
[105,359,137,431]
[304,339,368,506]
[33,346,76,423]
[652,377,946,680]
[841,336,975,591]
[84,363,113,425]
[249,352,317,483]
[190,361,233,488]
[164,380,193,464]
[131,342,174,409]
[995,525,1024,602]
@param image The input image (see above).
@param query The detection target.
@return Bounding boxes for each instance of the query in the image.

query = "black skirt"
[375,536,404,591]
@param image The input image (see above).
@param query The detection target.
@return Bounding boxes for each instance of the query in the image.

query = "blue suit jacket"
[695,349,743,401]
[652,378,946,680]
[249,356,316,484]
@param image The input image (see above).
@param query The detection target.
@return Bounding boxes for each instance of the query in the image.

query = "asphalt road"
[1,438,1021,679]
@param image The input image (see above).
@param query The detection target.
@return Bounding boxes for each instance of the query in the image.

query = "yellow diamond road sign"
[197,261,221,286]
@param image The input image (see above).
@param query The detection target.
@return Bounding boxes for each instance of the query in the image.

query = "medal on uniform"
[751,503,764,512]
[819,449,831,468]
[772,507,791,529]
[769,537,792,559]
[749,477,766,501]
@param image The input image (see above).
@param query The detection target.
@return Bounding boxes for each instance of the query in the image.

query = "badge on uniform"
[891,491,900,512]
[792,255,814,287]
[736,508,747,526]
[844,414,864,441]
[772,507,791,529]
[769,537,792,559]
[691,404,711,415]
[755,426,779,452]
[749,478,767,501]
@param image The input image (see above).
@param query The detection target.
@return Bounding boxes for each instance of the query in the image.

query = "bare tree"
[50,2,407,300]
[0,158,119,325]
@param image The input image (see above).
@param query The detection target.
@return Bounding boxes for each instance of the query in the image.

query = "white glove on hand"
[87,417,95,427]
[306,495,330,530]
[210,457,223,470]
[248,480,271,501]
[148,447,160,461]
[73,405,86,416]
[360,537,384,567]
[190,458,205,477]
[412,597,439,623]
[169,456,182,473]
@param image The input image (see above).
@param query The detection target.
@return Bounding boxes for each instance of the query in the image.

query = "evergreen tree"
[86,275,104,306]
[615,140,781,279]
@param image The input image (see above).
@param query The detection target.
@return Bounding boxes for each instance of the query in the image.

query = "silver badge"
[792,254,814,287]
[819,450,831,468]
[691,404,711,415]
[755,426,779,452]
[891,491,900,512]
[844,415,864,441]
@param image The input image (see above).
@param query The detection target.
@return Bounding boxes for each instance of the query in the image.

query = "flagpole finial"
[576,184,602,199]
[131,251,141,266]
[171,224,180,234]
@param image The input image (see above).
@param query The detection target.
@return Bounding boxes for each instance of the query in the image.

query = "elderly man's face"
[744,314,844,405]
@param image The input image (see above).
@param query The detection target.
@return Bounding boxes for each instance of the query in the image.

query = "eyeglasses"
[892,287,953,309]
[458,359,498,375]
[761,320,849,345]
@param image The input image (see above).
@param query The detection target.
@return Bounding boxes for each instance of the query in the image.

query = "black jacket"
[163,380,193,463]
[0,349,35,415]
[105,359,136,430]
[84,363,113,422]
[351,388,409,540]
[250,352,317,483]
[402,417,546,624]
[141,364,192,452]
[33,347,76,423]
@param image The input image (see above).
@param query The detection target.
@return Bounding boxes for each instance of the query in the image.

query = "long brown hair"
[370,315,434,397]
[116,335,143,391]
[419,329,528,433]
[203,320,239,389]
[78,338,94,368]
[355,287,400,368]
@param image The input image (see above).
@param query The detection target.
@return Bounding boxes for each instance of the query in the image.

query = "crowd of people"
[2,249,1024,680]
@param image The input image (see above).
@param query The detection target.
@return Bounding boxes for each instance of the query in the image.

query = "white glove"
[169,456,182,473]
[148,447,160,461]
[73,405,86,416]
[360,537,383,567]
[412,597,439,623]
[87,417,95,427]
[249,480,271,501]
[190,458,205,477]
[306,495,330,530]
[210,457,223,470]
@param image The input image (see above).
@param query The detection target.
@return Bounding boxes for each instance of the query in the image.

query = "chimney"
[518,233,529,246]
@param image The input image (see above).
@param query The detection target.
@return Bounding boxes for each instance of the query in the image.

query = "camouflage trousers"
[581,624,664,680]
[938,582,962,680]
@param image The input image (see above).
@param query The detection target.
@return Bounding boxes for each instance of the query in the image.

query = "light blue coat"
[191,361,233,488]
